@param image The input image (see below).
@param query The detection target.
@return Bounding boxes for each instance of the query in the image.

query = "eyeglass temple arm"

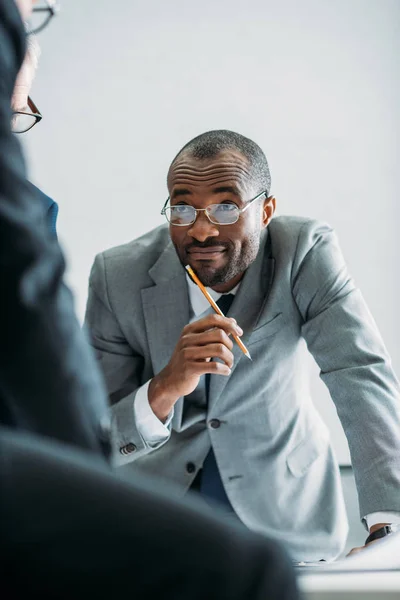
[160,197,170,215]
[240,190,268,213]
[27,96,42,117]
[33,2,58,15]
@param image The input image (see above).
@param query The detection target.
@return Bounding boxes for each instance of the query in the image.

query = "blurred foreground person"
[0,0,110,458]
[11,33,58,237]
[1,426,299,600]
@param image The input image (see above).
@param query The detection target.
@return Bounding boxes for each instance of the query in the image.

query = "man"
[11,34,59,237]
[85,129,400,561]
[1,2,299,598]
[11,29,59,240]
[12,34,59,238]
[0,0,109,456]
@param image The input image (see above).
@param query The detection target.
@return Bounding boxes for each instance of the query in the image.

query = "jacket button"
[119,442,137,455]
[209,419,221,429]
[186,462,196,474]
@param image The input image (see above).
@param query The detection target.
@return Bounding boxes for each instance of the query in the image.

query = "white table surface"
[295,531,400,600]
[297,571,400,600]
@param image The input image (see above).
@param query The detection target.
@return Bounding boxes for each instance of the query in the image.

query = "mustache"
[184,240,231,252]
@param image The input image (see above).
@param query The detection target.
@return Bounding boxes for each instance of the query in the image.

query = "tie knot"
[216,293,234,315]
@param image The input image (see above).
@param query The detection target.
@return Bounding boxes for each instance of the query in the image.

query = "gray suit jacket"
[85,217,400,561]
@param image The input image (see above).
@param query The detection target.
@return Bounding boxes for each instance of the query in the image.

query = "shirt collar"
[186,273,240,317]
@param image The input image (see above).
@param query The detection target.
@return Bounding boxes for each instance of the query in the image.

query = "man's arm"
[0,4,110,459]
[84,254,162,462]
[85,253,240,464]
[292,221,400,521]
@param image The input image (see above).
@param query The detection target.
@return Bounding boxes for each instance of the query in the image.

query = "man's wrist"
[365,523,399,545]
[369,522,390,535]
[148,375,177,422]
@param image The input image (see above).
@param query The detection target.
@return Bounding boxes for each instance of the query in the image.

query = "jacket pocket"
[247,313,284,346]
[286,433,326,477]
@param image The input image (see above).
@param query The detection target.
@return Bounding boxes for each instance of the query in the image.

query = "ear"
[261,195,276,229]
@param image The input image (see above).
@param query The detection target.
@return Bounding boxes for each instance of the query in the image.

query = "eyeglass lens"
[11,113,38,133]
[166,204,239,225]
[27,1,56,35]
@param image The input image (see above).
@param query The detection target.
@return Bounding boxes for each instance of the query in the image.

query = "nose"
[187,211,219,242]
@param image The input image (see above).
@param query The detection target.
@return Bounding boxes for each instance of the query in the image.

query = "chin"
[195,265,230,288]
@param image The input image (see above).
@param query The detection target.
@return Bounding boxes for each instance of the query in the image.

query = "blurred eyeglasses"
[11,96,42,133]
[26,0,60,35]
[161,190,268,226]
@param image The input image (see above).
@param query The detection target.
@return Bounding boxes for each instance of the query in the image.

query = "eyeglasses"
[11,96,42,133]
[161,190,268,226]
[26,0,60,35]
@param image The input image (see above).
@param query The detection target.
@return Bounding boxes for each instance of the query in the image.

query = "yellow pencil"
[185,265,252,360]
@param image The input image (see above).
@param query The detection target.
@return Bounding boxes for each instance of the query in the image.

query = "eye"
[171,205,193,213]
[214,203,237,212]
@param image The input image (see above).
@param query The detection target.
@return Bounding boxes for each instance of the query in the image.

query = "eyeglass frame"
[26,0,59,35]
[161,190,269,226]
[12,96,42,133]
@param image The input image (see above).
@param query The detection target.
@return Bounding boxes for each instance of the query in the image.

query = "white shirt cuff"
[364,511,400,530]
[134,380,174,446]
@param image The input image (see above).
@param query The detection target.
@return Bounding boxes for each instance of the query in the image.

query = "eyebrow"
[212,185,241,197]
[171,185,241,200]
[171,188,192,200]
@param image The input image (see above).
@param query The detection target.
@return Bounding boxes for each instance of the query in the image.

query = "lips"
[187,247,227,260]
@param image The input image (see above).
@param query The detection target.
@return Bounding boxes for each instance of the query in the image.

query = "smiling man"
[85,129,400,562]
[166,148,272,291]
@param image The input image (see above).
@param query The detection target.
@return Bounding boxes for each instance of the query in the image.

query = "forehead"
[167,150,253,197]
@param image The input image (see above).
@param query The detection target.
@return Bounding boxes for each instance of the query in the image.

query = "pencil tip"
[246,352,252,361]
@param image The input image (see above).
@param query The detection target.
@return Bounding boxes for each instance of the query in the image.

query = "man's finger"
[184,314,243,336]
[346,546,364,556]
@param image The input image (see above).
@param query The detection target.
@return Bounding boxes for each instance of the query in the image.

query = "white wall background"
[23,0,400,466]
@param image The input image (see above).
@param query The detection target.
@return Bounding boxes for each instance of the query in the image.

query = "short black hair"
[169,130,271,195]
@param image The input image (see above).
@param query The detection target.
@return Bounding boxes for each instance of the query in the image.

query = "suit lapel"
[208,231,275,410]
[141,242,189,429]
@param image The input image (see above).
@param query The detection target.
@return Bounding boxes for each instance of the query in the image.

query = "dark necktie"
[190,294,235,510]
[215,293,235,316]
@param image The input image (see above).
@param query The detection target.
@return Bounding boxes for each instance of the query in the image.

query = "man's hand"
[148,313,242,421]
[346,522,390,557]
[346,539,380,556]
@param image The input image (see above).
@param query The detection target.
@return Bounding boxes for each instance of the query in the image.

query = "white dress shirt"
[133,274,399,530]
